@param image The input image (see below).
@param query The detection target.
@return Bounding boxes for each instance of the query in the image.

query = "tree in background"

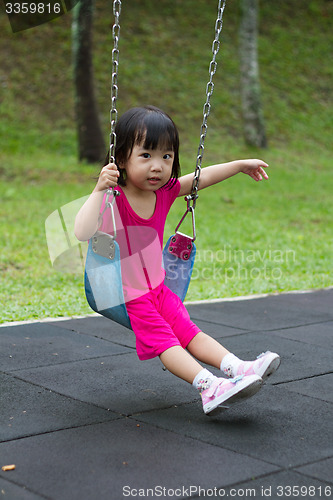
[239,0,267,148]
[72,0,105,162]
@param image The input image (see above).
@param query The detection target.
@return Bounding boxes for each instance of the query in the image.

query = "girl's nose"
[151,161,163,171]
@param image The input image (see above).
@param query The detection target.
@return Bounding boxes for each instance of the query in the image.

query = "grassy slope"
[0,0,332,322]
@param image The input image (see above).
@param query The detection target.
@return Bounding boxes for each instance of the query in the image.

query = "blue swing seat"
[84,230,195,329]
[162,233,196,302]
[84,233,132,329]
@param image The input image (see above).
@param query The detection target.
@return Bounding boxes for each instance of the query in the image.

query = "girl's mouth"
[148,177,160,184]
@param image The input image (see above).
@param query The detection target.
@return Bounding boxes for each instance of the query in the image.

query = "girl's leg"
[186,331,230,369]
[187,331,281,380]
[159,344,263,416]
[159,345,204,384]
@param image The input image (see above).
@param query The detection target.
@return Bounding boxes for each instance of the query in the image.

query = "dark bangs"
[136,107,178,153]
[115,106,181,186]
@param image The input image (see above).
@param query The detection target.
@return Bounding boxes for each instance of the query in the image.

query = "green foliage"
[0,0,332,322]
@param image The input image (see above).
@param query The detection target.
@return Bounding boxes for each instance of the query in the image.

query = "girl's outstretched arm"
[178,159,269,197]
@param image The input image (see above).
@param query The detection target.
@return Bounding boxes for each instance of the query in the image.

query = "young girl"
[75,105,280,416]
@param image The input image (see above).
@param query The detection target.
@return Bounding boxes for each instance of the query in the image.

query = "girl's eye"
[164,154,173,160]
[142,153,151,159]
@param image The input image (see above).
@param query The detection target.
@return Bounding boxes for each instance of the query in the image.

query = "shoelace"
[257,351,269,359]
[203,375,244,398]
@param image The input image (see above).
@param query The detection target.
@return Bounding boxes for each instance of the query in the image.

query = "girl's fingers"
[105,162,118,171]
[252,167,268,181]
[260,166,269,177]
[97,172,119,190]
[101,166,119,179]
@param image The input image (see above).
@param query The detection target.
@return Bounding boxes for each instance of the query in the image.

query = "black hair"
[104,106,181,187]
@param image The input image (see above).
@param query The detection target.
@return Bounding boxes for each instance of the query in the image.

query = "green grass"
[0,0,332,322]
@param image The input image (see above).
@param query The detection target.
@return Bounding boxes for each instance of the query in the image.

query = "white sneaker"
[223,351,280,380]
[200,374,263,416]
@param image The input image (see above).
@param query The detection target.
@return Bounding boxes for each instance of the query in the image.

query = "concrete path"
[1,289,332,499]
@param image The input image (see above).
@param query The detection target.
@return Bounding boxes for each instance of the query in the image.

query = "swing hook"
[174,196,197,243]
[98,188,119,239]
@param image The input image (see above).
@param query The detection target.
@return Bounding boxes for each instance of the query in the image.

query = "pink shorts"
[126,283,201,360]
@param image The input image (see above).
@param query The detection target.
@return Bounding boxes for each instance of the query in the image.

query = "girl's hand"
[241,159,269,182]
[94,163,120,192]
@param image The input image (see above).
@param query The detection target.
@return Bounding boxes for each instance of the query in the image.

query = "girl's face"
[123,142,174,193]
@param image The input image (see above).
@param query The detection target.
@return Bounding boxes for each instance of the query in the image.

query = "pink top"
[99,180,181,302]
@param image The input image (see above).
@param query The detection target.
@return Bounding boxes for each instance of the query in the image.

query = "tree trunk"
[72,0,105,162]
[239,0,267,148]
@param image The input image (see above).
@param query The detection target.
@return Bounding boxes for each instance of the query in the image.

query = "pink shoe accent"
[201,374,262,416]
[225,351,280,380]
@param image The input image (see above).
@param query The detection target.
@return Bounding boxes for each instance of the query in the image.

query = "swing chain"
[109,0,121,165]
[189,0,226,210]
[100,0,122,235]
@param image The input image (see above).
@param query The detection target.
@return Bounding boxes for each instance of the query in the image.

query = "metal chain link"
[102,0,122,227]
[189,0,227,209]
[108,0,226,214]
[109,0,121,165]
